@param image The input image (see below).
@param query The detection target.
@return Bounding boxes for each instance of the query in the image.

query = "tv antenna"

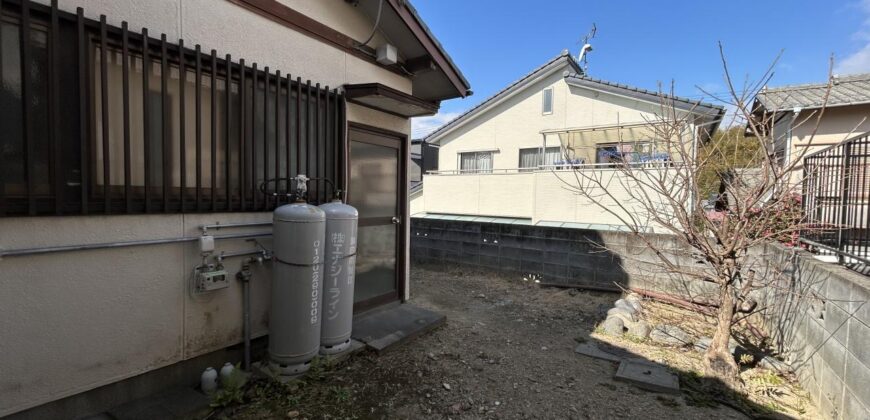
[576,23,596,73]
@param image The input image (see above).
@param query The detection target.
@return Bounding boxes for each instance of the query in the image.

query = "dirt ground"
[215,265,812,419]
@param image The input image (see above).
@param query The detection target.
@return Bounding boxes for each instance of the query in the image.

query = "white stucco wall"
[2,0,414,416]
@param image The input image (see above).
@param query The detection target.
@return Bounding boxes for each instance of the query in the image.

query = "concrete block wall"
[754,244,870,419]
[410,218,706,294]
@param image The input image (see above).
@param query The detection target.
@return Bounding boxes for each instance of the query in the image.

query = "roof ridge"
[423,51,580,142]
[762,73,870,93]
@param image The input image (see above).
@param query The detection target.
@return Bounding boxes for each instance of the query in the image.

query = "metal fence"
[0,0,345,216]
[802,133,870,265]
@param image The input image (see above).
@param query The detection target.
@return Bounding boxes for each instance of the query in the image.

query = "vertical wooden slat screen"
[251,63,258,211]
[0,0,346,216]
[142,28,151,213]
[121,22,131,213]
[262,67,270,210]
[99,15,110,213]
[225,54,232,210]
[49,0,60,214]
[195,44,202,212]
[210,49,217,211]
[161,35,169,212]
[274,70,281,206]
[239,59,246,211]
[0,0,5,216]
[20,0,33,214]
[179,39,186,212]
[77,7,88,214]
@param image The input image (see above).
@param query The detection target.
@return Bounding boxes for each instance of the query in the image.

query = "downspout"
[785,107,802,167]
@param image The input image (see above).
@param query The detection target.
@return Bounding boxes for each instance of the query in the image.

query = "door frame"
[346,122,408,313]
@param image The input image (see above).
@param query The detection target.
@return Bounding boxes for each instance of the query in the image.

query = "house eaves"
[424,50,582,144]
[351,0,472,101]
[563,74,725,117]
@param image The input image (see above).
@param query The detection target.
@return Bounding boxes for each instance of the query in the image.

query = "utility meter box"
[195,265,229,292]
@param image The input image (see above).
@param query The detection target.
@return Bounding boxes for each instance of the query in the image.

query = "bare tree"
[554,45,839,383]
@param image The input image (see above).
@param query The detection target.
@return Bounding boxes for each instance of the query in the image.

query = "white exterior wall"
[435,67,682,172]
[418,168,674,231]
[775,104,870,185]
[1,1,411,416]
[423,61,696,228]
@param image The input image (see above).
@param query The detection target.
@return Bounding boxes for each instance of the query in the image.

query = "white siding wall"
[1,1,411,416]
[435,66,678,172]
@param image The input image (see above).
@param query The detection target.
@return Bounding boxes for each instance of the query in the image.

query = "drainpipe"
[235,258,257,371]
[785,107,802,167]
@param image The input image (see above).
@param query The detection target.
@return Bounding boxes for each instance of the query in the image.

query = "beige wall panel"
[0,242,185,416]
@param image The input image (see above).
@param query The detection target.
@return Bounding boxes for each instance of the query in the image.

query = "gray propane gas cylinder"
[269,201,325,375]
[318,199,359,355]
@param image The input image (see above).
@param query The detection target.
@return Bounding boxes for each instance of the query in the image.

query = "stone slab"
[614,360,680,394]
[574,343,623,363]
[574,342,660,367]
[352,303,446,353]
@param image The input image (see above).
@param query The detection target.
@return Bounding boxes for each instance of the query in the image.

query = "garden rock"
[650,325,692,346]
[693,336,739,354]
[606,307,637,323]
[625,293,643,306]
[601,316,625,336]
[615,298,641,313]
[759,355,792,373]
[625,320,651,338]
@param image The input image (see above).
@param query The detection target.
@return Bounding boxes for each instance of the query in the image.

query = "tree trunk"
[703,284,740,382]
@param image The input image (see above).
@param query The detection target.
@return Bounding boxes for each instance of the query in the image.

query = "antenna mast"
[576,23,597,73]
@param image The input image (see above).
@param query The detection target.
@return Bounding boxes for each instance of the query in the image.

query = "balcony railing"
[801,133,870,266]
[427,160,678,175]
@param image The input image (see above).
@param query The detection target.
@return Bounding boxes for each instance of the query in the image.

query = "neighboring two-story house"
[754,74,870,262]
[753,73,870,180]
[0,0,469,417]
[411,50,723,230]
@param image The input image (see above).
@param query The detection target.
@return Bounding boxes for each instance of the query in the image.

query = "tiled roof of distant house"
[756,73,870,111]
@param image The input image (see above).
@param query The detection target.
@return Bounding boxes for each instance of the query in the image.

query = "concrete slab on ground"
[614,360,680,394]
[574,342,660,367]
[574,342,623,363]
[106,386,210,420]
[352,303,445,352]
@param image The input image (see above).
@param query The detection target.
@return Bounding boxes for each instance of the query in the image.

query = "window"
[519,146,562,171]
[0,1,345,216]
[542,87,553,114]
[459,151,492,173]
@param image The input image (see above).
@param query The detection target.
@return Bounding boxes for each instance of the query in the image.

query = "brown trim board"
[228,0,403,77]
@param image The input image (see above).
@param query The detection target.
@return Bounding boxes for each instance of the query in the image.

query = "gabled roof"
[755,73,870,111]
[424,50,582,142]
[424,51,725,143]
[563,74,724,117]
